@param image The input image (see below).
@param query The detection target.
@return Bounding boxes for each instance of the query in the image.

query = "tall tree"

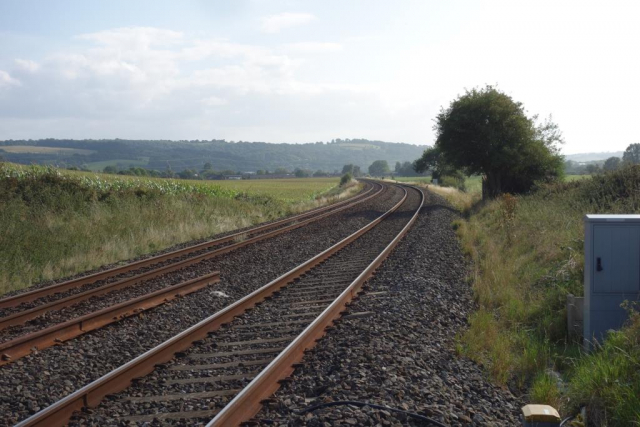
[603,157,621,171]
[424,85,563,199]
[622,143,640,165]
[368,160,390,176]
[341,164,361,177]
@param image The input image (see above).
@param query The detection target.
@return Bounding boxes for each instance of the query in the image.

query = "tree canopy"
[623,143,640,165]
[341,164,362,177]
[368,160,390,176]
[418,86,564,198]
[603,156,621,171]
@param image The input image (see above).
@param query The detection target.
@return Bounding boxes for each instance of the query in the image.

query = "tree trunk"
[482,172,502,200]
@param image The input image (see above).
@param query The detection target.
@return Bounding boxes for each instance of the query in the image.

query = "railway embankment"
[432,168,640,425]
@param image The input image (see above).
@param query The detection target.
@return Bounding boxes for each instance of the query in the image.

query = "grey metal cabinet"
[584,215,640,348]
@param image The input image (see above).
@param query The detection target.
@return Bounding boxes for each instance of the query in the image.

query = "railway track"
[16,183,423,427]
[0,181,384,365]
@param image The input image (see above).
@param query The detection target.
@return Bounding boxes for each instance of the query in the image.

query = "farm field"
[199,177,338,200]
[7,164,339,203]
[0,145,95,155]
[0,163,350,294]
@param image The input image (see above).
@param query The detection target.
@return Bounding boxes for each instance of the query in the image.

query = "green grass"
[203,178,338,201]
[435,167,640,425]
[0,163,353,295]
[391,176,431,183]
[392,175,483,194]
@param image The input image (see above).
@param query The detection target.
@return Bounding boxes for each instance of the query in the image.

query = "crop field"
[209,178,338,201]
[2,164,339,204]
[0,145,95,155]
[0,163,349,293]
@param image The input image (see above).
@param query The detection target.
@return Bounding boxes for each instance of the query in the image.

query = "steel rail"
[0,181,379,309]
[0,183,383,328]
[207,185,424,426]
[15,183,407,427]
[0,271,220,365]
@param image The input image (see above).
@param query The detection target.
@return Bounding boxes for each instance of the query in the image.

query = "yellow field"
[0,145,95,155]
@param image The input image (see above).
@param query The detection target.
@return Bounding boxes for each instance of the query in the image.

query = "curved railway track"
[15,183,424,427]
[0,181,385,365]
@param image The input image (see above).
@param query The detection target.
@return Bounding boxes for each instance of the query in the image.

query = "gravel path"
[0,183,401,426]
[257,190,522,426]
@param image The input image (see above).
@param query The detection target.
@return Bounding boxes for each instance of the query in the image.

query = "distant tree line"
[564,143,639,175]
[0,138,424,174]
[97,163,340,180]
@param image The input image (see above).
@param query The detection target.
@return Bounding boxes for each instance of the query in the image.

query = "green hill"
[0,138,427,173]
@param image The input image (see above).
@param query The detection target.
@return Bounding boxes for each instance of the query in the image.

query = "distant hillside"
[564,151,623,162]
[0,139,427,173]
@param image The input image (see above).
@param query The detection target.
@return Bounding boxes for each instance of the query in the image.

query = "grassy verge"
[0,163,356,295]
[431,169,640,425]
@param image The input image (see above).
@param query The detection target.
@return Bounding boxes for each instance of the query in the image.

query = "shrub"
[340,172,353,186]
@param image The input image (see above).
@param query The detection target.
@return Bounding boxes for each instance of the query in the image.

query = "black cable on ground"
[559,414,578,426]
[294,400,450,427]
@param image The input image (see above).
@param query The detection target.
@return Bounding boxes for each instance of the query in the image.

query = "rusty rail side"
[0,271,220,365]
[0,181,379,309]
[0,183,383,327]
[15,184,405,427]
[207,185,424,427]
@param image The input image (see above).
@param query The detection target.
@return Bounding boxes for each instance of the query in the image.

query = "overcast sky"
[0,0,638,154]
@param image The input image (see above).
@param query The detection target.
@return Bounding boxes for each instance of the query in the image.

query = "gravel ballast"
[0,184,402,425]
[67,186,424,426]
[257,190,522,426]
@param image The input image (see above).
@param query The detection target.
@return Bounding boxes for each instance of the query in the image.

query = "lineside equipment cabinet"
[584,215,640,349]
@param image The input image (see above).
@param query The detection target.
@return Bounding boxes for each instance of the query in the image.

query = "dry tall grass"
[0,164,358,295]
[441,169,640,424]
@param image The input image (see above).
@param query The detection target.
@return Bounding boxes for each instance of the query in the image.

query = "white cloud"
[0,26,420,144]
[77,27,183,48]
[284,42,343,53]
[0,70,20,88]
[14,59,40,73]
[0,26,367,126]
[260,12,314,34]
[201,96,228,107]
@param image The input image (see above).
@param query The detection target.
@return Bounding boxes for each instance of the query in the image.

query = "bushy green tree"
[586,164,601,175]
[368,160,390,176]
[603,157,621,171]
[623,143,640,165]
[341,164,361,177]
[294,168,310,178]
[274,167,289,174]
[424,85,563,199]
